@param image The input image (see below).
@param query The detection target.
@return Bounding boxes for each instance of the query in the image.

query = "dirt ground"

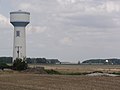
[0,73,120,90]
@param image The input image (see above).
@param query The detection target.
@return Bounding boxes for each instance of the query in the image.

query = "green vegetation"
[110,72,120,75]
[0,57,12,63]
[92,71,103,73]
[13,58,28,71]
[0,57,60,64]
[44,69,105,75]
[45,69,91,75]
[0,63,10,70]
[45,69,61,75]
[82,58,120,65]
[65,72,90,75]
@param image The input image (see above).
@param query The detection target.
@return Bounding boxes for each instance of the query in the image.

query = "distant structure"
[10,10,30,62]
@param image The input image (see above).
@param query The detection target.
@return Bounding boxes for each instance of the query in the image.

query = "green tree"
[13,58,28,71]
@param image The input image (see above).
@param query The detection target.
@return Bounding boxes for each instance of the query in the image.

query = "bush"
[0,63,9,70]
[65,72,90,75]
[45,69,61,75]
[13,58,28,71]
[92,71,103,73]
[44,69,90,75]
[110,72,120,75]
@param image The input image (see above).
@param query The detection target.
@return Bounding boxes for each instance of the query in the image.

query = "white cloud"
[57,0,76,5]
[19,3,31,10]
[27,26,47,34]
[106,1,120,12]
[60,37,73,46]
[57,0,120,14]
[0,14,10,27]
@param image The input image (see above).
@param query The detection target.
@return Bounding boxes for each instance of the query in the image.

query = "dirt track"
[0,73,120,90]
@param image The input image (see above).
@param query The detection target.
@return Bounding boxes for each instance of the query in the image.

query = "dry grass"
[30,64,120,73]
[0,73,120,90]
[0,65,120,90]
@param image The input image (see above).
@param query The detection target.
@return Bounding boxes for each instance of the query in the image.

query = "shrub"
[110,72,120,75]
[65,72,90,75]
[13,58,28,71]
[0,63,9,70]
[92,71,103,73]
[45,69,61,75]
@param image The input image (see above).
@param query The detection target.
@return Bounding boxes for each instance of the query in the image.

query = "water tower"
[10,10,30,62]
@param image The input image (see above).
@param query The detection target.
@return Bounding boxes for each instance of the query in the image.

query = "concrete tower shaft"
[10,10,30,62]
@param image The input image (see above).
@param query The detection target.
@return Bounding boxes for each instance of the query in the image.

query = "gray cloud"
[1,0,120,62]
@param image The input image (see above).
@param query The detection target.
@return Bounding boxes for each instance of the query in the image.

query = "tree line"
[0,57,60,64]
[82,58,120,65]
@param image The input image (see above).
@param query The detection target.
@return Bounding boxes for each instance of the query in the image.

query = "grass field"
[0,73,120,90]
[0,65,120,90]
[30,64,120,73]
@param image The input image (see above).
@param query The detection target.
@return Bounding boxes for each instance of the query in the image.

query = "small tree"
[13,58,28,71]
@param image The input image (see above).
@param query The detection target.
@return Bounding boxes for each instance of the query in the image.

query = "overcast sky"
[0,0,120,62]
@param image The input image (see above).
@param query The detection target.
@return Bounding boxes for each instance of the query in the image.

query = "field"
[30,64,120,73]
[0,65,120,90]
